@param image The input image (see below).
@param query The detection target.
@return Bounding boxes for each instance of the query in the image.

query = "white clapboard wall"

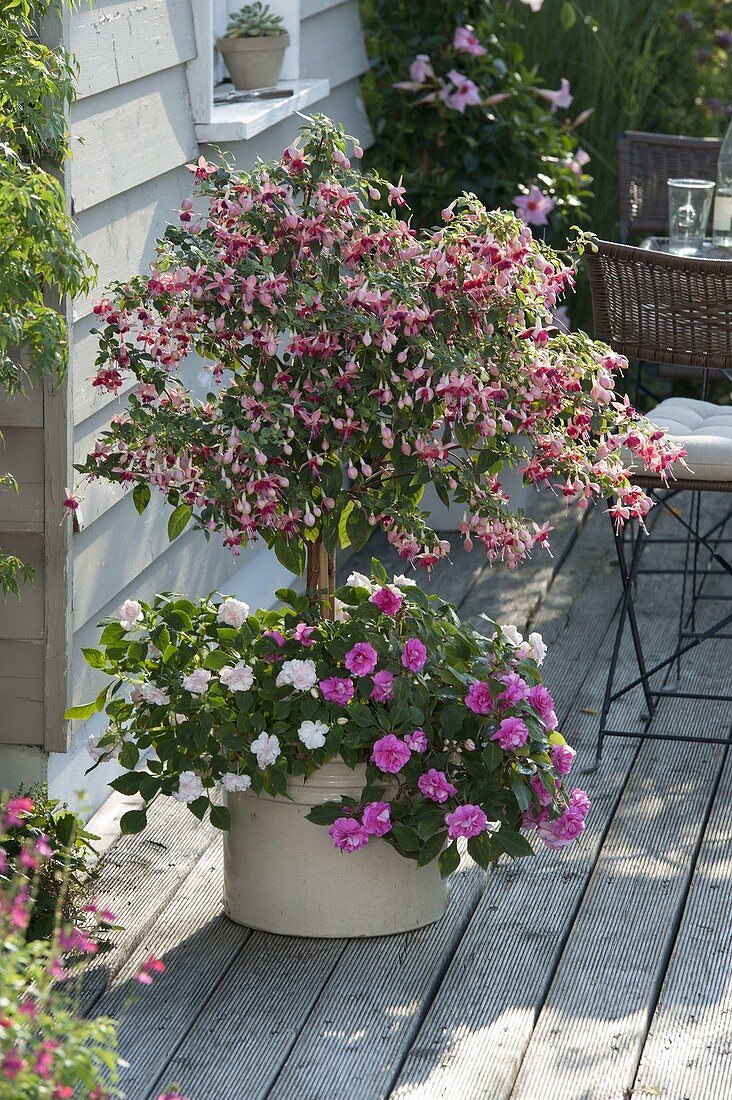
[0,0,374,808]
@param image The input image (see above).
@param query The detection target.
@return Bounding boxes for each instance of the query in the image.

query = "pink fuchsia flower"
[62,488,81,515]
[418,768,457,804]
[371,586,403,616]
[499,672,529,705]
[492,715,529,750]
[387,177,407,206]
[320,676,355,705]
[362,801,392,836]
[404,728,428,753]
[135,955,165,985]
[345,641,379,676]
[527,684,557,729]
[371,669,395,702]
[465,680,494,715]
[409,53,434,83]
[329,816,370,851]
[454,25,486,56]
[442,70,481,113]
[529,773,554,807]
[513,185,555,227]
[537,789,590,849]
[401,637,427,672]
[538,77,573,113]
[294,622,316,646]
[445,803,490,839]
[371,733,411,773]
[551,742,576,776]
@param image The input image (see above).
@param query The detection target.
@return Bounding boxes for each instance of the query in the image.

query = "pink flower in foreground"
[370,669,394,702]
[418,769,457,804]
[404,728,428,753]
[329,817,370,851]
[409,53,434,83]
[4,796,34,828]
[527,684,557,729]
[538,77,573,113]
[320,676,355,705]
[465,680,494,715]
[294,622,316,647]
[442,70,481,113]
[401,637,427,672]
[500,672,529,705]
[371,733,411,773]
[362,801,392,837]
[513,185,555,227]
[135,955,165,985]
[445,803,489,839]
[371,586,403,616]
[454,25,486,56]
[492,716,529,750]
[537,789,590,849]
[569,147,591,175]
[345,641,379,677]
[551,743,576,776]
[529,773,554,807]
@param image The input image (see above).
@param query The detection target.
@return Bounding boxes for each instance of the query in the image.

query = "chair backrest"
[617,131,722,243]
[584,239,732,373]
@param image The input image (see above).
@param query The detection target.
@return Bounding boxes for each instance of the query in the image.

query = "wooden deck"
[84,494,732,1100]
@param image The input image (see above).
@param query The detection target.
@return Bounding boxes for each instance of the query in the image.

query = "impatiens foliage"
[75,116,682,594]
[76,568,589,875]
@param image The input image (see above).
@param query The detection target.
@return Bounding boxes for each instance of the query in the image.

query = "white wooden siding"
[71,0,196,100]
[300,0,368,90]
[0,429,44,534]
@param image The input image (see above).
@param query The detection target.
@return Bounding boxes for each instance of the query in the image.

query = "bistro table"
[641,236,732,259]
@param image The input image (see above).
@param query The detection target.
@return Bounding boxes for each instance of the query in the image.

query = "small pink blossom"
[418,769,457,804]
[362,801,392,837]
[404,728,428,753]
[538,77,573,113]
[401,637,427,672]
[4,796,34,827]
[492,715,529,750]
[454,25,486,56]
[527,684,557,729]
[551,743,576,776]
[537,789,590,849]
[294,622,316,646]
[445,803,489,839]
[500,672,529,704]
[371,669,395,702]
[329,817,370,851]
[371,586,403,616]
[409,54,434,83]
[371,734,411,773]
[135,954,165,985]
[344,641,379,676]
[320,676,355,705]
[442,70,481,113]
[529,773,554,807]
[465,680,494,715]
[513,185,555,227]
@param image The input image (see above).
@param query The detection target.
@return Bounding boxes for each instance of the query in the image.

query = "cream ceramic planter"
[216,33,290,91]
[223,760,449,937]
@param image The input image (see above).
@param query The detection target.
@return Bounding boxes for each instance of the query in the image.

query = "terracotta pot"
[223,759,449,937]
[216,33,290,91]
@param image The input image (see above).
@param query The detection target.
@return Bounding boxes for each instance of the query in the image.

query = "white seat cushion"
[643,397,732,482]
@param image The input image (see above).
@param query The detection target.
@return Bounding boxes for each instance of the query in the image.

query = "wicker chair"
[584,239,732,767]
[617,131,722,244]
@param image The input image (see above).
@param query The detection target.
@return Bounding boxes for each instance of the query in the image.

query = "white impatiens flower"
[392,573,417,588]
[521,631,548,666]
[346,571,374,591]
[140,681,170,706]
[182,668,211,695]
[250,731,280,768]
[221,772,252,793]
[298,719,329,750]
[276,659,318,691]
[119,599,143,631]
[86,732,119,762]
[173,771,204,802]
[499,624,524,648]
[219,662,254,692]
[217,598,250,628]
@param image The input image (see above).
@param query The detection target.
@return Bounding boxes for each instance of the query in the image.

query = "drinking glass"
[668,178,715,256]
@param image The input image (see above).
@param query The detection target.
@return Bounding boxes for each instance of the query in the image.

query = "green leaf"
[64,700,100,721]
[482,741,503,772]
[467,830,496,870]
[440,703,465,737]
[273,536,306,576]
[81,647,105,669]
[511,778,531,812]
[210,804,232,830]
[167,503,192,541]
[438,841,461,878]
[390,822,421,854]
[100,622,126,646]
[338,500,354,549]
[560,1,577,29]
[494,828,535,859]
[110,772,142,796]
[133,482,151,515]
[416,830,446,867]
[306,801,343,826]
[203,649,233,671]
[119,808,147,835]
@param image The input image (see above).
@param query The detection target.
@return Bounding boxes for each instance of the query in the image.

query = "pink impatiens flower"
[320,676,355,705]
[294,622,316,646]
[465,680,494,715]
[329,817,370,851]
[371,586,403,616]
[418,768,457,804]
[551,742,577,776]
[454,25,486,56]
[371,669,395,702]
[537,788,590,849]
[492,715,529,750]
[345,641,379,677]
[362,801,392,837]
[538,77,573,113]
[527,684,557,729]
[401,637,427,672]
[371,734,411,773]
[445,803,489,839]
[513,185,555,227]
[499,672,529,705]
[404,728,428,753]
[442,70,481,113]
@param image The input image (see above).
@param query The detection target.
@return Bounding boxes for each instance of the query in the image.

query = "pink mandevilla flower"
[454,25,486,56]
[513,185,555,227]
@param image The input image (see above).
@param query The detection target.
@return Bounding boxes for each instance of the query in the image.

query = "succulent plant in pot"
[217,2,290,91]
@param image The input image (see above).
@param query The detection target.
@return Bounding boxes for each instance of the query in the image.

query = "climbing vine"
[0,0,92,594]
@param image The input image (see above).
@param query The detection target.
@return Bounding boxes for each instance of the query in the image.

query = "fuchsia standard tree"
[69,117,683,883]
